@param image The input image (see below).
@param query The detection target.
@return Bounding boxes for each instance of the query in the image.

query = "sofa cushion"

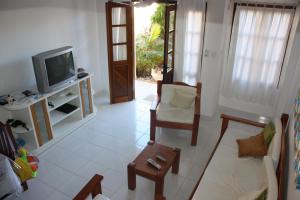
[264,156,278,200]
[238,187,267,200]
[267,118,282,169]
[237,133,268,157]
[156,103,194,124]
[161,84,196,104]
[170,89,195,109]
[192,127,265,200]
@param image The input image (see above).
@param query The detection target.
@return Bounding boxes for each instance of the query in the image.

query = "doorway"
[106,1,177,104]
[134,3,164,101]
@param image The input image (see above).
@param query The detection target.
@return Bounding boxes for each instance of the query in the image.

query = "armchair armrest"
[194,95,200,116]
[73,174,103,200]
[150,96,161,112]
[220,114,266,136]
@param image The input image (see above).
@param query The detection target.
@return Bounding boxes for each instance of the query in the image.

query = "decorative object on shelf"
[294,88,300,189]
[77,67,89,79]
[0,95,9,105]
[6,119,30,131]
[6,95,15,105]
[56,103,78,114]
[22,90,36,97]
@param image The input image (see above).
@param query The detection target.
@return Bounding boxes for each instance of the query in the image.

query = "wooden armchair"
[150,81,201,146]
[73,174,104,200]
[0,121,28,191]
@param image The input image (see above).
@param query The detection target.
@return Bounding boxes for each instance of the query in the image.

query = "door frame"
[162,3,177,83]
[106,1,135,104]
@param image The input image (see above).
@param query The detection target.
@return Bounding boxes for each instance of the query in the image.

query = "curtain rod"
[233,1,298,9]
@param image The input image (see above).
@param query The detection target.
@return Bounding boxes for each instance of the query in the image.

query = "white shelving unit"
[0,74,95,154]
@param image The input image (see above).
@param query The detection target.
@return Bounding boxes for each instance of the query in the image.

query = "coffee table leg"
[155,176,164,197]
[127,162,136,190]
[172,148,180,174]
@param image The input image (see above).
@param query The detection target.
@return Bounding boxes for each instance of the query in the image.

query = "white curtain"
[174,0,206,85]
[221,5,294,106]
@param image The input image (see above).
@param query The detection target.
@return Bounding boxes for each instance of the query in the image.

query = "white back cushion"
[161,84,197,104]
[267,118,282,169]
[263,156,278,200]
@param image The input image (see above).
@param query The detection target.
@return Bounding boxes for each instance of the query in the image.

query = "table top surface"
[132,142,178,177]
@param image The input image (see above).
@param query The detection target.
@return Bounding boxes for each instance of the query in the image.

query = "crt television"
[32,46,77,93]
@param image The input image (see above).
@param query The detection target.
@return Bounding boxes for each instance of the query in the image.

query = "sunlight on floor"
[135,80,156,102]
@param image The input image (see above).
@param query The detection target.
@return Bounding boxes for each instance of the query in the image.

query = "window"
[231,4,294,88]
[221,3,296,106]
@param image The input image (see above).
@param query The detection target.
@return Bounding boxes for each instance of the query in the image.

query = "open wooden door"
[106,2,134,104]
[163,4,177,84]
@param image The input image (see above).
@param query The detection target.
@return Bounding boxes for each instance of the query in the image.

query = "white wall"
[200,0,227,117]
[0,0,108,95]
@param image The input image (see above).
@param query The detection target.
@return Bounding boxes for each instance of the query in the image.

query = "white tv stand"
[0,74,96,154]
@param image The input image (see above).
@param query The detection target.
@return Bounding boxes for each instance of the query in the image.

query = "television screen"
[45,52,75,86]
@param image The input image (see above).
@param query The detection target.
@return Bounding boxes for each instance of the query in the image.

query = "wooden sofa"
[189,113,289,200]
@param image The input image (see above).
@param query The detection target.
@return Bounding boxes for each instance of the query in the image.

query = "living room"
[1,0,300,200]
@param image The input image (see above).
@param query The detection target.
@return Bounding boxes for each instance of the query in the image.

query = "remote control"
[147,158,161,170]
[156,155,167,163]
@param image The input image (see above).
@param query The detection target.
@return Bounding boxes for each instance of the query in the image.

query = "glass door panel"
[169,11,175,30]
[168,32,174,51]
[113,45,127,61]
[30,100,53,147]
[168,53,173,68]
[112,27,127,43]
[112,7,126,25]
[80,78,93,118]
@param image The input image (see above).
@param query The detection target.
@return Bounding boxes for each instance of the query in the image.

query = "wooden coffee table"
[127,141,180,199]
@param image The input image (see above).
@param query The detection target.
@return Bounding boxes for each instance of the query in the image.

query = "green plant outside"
[136,4,165,78]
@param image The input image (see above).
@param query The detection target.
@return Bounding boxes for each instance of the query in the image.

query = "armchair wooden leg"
[150,111,156,141]
[191,115,200,146]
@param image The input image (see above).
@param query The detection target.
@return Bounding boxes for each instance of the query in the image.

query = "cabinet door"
[30,99,53,147]
[79,78,93,118]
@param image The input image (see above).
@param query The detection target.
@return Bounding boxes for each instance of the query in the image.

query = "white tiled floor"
[17,81,222,200]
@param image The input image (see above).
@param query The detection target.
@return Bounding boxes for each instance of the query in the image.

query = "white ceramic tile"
[75,160,109,180]
[58,174,89,198]
[22,81,227,200]
[37,162,75,191]
[102,169,126,194]
[19,179,54,200]
[46,191,71,200]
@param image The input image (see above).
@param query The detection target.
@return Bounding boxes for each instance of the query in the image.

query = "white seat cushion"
[93,194,110,200]
[156,103,194,124]
[192,127,266,200]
